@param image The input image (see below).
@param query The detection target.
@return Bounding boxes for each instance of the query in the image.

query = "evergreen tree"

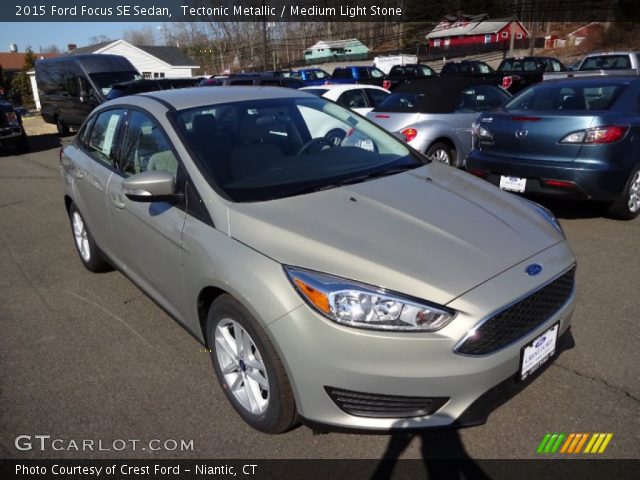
[10,46,37,108]
[23,46,37,70]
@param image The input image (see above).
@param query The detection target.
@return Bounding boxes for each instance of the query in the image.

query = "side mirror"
[122,171,179,203]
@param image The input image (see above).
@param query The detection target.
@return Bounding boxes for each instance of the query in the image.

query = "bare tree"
[88,35,113,45]
[40,44,61,54]
[123,25,157,46]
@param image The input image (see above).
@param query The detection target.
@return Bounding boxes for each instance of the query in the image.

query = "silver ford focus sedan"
[61,87,576,433]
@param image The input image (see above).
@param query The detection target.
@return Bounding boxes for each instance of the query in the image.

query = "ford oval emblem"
[535,336,547,348]
[526,264,543,276]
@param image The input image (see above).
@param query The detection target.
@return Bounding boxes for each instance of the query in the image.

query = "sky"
[0,22,164,53]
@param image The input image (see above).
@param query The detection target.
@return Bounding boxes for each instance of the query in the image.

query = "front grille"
[456,267,575,356]
[325,387,448,418]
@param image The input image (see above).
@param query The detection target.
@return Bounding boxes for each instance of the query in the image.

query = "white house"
[68,39,199,78]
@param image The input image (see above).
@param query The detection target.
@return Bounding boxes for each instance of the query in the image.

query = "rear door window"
[87,109,126,167]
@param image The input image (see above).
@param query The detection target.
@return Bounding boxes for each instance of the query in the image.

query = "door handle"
[111,193,126,209]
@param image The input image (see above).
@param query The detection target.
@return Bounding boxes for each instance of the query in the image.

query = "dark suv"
[330,66,387,87]
[440,60,495,75]
[0,98,28,153]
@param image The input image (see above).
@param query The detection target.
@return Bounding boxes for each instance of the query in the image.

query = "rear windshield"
[89,71,141,96]
[505,83,627,111]
[499,59,540,72]
[376,92,425,112]
[303,89,329,96]
[580,55,632,71]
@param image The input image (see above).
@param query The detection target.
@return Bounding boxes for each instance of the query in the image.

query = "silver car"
[61,87,576,433]
[367,77,510,167]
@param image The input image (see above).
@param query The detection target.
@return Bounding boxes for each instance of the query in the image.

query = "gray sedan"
[367,77,510,167]
[61,87,575,433]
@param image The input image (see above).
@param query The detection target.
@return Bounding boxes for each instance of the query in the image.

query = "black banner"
[3,0,640,22]
[2,459,640,480]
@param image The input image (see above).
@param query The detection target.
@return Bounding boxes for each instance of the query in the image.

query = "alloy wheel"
[214,319,270,415]
[628,171,640,213]
[429,148,452,165]
[72,212,91,262]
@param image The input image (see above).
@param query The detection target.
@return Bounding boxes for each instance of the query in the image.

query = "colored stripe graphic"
[585,433,614,454]
[574,433,589,453]
[537,433,613,454]
[560,433,575,453]
[537,434,552,454]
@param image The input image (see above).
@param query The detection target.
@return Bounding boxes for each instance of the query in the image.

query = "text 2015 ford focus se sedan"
[61,87,576,433]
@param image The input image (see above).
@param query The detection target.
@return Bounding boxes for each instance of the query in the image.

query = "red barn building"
[426,14,529,49]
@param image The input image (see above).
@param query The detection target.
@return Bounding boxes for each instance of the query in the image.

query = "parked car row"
[34,52,640,220]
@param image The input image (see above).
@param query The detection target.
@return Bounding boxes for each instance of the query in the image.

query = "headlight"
[285,267,455,332]
[527,200,565,238]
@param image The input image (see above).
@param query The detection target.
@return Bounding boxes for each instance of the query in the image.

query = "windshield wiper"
[275,165,420,198]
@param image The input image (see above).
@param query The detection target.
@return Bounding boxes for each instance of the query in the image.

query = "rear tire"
[426,142,456,167]
[206,295,298,434]
[68,203,112,272]
[607,164,640,220]
[56,116,70,136]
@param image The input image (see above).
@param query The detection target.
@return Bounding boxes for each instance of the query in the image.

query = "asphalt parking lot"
[1,127,639,461]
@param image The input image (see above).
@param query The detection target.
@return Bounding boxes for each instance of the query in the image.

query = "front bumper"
[466,150,629,202]
[268,241,575,430]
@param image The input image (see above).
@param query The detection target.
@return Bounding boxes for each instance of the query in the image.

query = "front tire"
[207,295,298,434]
[607,165,640,220]
[426,142,456,167]
[68,203,111,272]
[16,130,29,153]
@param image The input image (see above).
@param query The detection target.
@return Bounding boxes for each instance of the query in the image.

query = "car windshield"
[504,82,628,111]
[580,55,632,70]
[175,97,421,202]
[89,71,142,95]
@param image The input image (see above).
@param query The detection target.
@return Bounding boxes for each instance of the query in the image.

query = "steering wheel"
[297,137,336,155]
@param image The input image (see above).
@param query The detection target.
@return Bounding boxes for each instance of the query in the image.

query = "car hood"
[228,163,564,306]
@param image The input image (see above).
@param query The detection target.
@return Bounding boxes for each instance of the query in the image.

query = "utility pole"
[262,0,268,71]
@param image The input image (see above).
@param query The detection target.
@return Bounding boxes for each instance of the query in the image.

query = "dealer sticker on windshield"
[520,323,559,381]
[499,175,527,193]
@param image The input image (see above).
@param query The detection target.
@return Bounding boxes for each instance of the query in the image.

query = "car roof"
[120,86,313,110]
[539,75,639,86]
[300,84,388,92]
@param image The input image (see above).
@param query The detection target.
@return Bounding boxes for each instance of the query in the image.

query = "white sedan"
[300,85,390,145]
[301,84,390,115]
